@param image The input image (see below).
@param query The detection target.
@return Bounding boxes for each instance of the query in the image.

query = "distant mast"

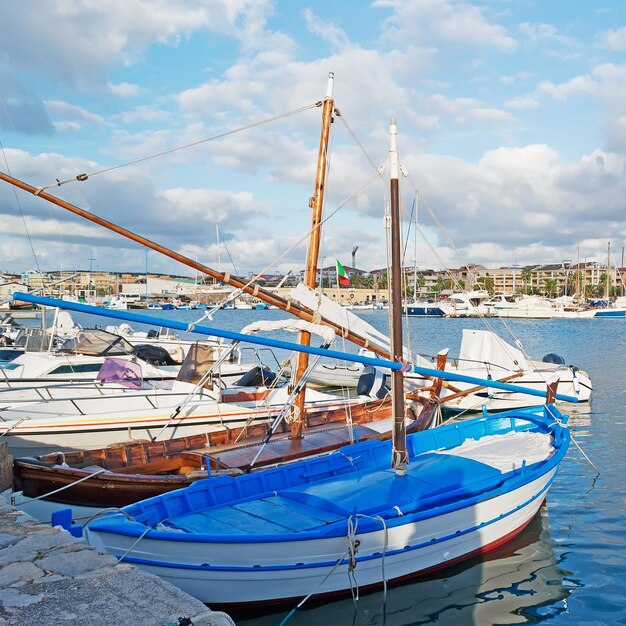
[388,118,408,474]
[291,72,335,439]
[607,241,611,300]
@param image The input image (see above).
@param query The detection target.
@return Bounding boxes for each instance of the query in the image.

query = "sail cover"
[240,318,335,345]
[288,283,436,367]
[288,284,390,352]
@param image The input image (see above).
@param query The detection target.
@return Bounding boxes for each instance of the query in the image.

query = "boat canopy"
[59,329,135,356]
[289,283,390,352]
[289,283,431,366]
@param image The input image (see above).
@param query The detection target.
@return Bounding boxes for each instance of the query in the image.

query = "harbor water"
[42,308,626,624]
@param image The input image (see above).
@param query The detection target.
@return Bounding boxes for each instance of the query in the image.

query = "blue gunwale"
[89,406,569,545]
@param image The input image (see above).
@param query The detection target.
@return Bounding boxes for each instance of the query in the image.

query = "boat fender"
[357,366,390,399]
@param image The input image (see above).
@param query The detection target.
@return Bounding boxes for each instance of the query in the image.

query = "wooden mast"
[290,72,335,439]
[0,170,389,358]
[389,118,408,474]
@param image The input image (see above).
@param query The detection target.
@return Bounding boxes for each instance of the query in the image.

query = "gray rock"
[36,547,117,577]
[0,562,43,587]
[1,568,234,626]
[0,534,19,550]
[0,587,44,608]
[0,498,235,626]
[0,529,77,566]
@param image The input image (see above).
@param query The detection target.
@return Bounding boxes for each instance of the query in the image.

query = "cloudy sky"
[1,0,625,278]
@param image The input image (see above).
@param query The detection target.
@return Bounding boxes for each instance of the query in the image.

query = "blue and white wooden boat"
[85,404,569,607]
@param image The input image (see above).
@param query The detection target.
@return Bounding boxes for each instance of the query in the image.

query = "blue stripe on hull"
[594,309,626,318]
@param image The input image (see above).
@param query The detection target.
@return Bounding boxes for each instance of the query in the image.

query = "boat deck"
[181,423,385,471]
[164,451,504,536]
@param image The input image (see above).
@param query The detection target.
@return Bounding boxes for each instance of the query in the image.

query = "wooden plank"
[111,457,183,475]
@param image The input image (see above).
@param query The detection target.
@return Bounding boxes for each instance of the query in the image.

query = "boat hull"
[94,469,553,605]
[2,393,391,456]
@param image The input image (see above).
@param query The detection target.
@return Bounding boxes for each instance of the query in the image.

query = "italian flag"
[336,259,350,286]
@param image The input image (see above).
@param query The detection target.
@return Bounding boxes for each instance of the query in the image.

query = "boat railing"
[237,346,283,371]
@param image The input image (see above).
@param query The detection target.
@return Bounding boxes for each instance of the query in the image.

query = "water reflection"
[238,506,570,626]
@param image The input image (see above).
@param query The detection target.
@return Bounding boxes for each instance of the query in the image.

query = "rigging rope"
[34,102,321,192]
[0,138,42,272]
[404,173,553,384]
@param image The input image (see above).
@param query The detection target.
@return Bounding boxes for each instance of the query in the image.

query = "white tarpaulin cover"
[457,329,528,371]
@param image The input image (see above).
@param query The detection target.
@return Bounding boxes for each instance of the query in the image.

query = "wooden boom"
[0,169,388,358]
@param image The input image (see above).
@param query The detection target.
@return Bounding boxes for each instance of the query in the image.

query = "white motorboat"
[0,328,179,389]
[484,295,555,319]
[446,290,491,317]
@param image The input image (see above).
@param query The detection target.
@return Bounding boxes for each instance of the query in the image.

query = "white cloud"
[108,82,141,97]
[600,26,626,50]
[303,8,350,51]
[455,107,516,125]
[0,0,279,94]
[110,106,171,125]
[44,100,107,126]
[376,0,517,52]
[504,96,539,110]
[536,75,597,100]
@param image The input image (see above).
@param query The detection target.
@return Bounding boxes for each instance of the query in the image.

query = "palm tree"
[476,275,494,294]
[434,276,446,296]
[376,271,388,290]
[521,267,532,294]
[544,278,558,298]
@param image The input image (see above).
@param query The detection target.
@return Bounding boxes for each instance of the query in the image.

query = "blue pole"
[14,292,578,403]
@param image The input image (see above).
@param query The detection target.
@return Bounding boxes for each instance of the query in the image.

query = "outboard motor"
[235,365,277,387]
[356,365,390,399]
[542,353,565,365]
[131,344,177,366]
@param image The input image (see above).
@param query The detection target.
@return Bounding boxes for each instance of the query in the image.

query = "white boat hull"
[90,467,555,605]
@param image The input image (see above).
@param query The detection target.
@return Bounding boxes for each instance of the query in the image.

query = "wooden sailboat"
[14,109,446,520]
[82,119,572,610]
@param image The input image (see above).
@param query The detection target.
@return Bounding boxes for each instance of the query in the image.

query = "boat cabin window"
[0,362,20,371]
[48,363,104,375]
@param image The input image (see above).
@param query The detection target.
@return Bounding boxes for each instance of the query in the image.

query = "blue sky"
[1,0,625,278]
